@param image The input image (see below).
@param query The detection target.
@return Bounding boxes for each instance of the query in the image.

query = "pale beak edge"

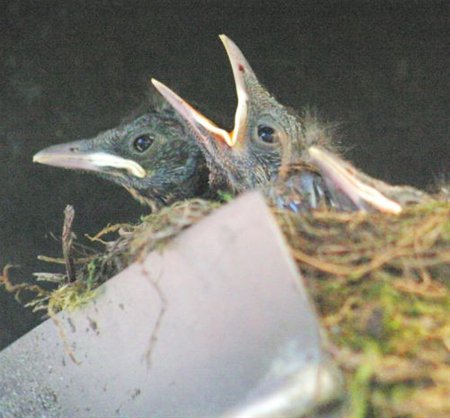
[33,150,147,178]
[151,78,236,147]
[309,147,402,214]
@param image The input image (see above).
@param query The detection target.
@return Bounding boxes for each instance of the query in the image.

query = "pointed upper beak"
[308,147,402,214]
[219,34,258,147]
[152,34,260,148]
[33,140,147,178]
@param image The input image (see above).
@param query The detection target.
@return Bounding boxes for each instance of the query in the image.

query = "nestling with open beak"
[152,35,334,195]
[33,96,209,211]
[153,35,432,214]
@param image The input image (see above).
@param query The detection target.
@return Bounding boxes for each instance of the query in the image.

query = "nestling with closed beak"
[33,96,210,211]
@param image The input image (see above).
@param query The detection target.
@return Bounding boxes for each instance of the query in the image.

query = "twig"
[62,205,76,283]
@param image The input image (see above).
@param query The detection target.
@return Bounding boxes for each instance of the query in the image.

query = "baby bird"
[153,35,431,214]
[152,35,333,194]
[33,97,209,211]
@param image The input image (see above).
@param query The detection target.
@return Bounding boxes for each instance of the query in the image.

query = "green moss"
[348,343,378,418]
[217,190,235,202]
[276,201,449,418]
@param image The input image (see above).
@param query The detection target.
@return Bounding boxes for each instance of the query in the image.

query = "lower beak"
[308,147,402,214]
[33,141,146,178]
[151,79,234,147]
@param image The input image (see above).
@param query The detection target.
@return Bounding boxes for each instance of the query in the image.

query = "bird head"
[152,35,309,193]
[33,102,209,209]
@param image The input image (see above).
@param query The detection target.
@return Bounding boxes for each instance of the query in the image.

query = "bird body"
[34,98,209,210]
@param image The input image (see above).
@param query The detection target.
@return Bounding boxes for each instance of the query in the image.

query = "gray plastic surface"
[0,192,339,417]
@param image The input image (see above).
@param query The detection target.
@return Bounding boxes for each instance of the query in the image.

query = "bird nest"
[1,197,449,418]
[275,201,449,418]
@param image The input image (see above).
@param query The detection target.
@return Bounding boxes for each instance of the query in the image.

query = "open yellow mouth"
[151,79,235,147]
[152,35,259,149]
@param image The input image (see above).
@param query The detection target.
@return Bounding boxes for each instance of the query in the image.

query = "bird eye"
[133,135,153,152]
[257,125,275,144]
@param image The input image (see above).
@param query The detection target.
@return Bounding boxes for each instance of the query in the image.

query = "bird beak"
[151,79,234,147]
[308,147,402,214]
[218,34,258,147]
[152,34,260,148]
[33,140,147,178]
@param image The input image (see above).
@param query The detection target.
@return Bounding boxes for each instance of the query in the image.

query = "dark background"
[1,0,449,350]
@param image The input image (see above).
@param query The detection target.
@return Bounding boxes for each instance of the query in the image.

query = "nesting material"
[275,201,449,418]
[1,197,449,418]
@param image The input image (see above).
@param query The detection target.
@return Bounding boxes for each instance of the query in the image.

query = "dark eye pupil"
[257,125,275,143]
[133,135,153,152]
